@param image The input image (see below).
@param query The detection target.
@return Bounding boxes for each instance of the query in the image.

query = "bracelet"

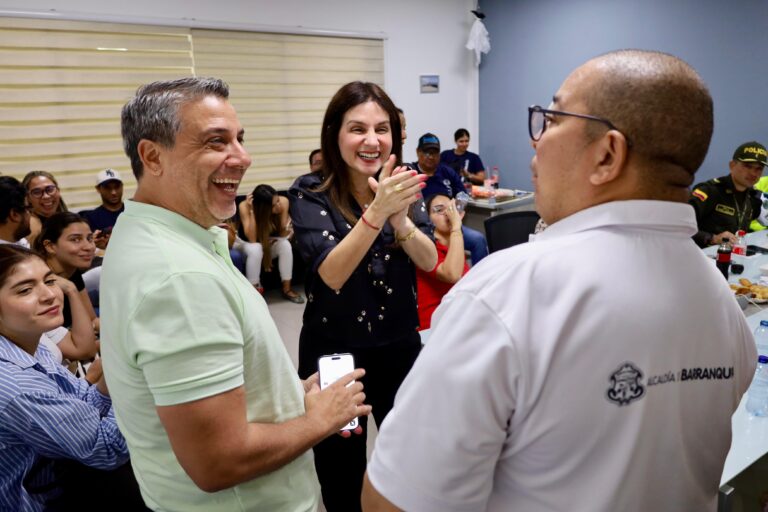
[360,214,381,231]
[396,226,418,243]
[450,229,463,235]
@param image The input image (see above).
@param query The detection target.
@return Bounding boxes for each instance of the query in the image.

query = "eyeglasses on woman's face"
[28,184,58,199]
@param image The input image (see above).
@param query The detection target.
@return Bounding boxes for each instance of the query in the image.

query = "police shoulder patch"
[692,189,708,201]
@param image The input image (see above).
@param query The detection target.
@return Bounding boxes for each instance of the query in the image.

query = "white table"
[463,191,536,234]
[714,230,768,485]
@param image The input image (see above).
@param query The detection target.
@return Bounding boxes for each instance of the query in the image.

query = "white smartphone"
[318,353,359,431]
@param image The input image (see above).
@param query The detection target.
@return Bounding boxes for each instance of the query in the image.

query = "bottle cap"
[761,320,768,327]
[759,355,768,364]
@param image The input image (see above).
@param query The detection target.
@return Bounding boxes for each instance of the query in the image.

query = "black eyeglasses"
[528,105,632,147]
[28,184,58,198]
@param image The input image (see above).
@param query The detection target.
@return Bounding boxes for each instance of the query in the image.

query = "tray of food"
[730,278,768,303]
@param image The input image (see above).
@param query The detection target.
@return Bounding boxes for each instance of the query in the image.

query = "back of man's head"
[121,77,230,180]
[0,176,26,224]
[583,50,713,178]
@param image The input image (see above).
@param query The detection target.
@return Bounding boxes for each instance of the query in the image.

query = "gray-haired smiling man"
[100,77,370,512]
[363,50,756,512]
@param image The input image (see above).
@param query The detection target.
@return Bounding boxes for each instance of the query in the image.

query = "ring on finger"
[394,183,404,192]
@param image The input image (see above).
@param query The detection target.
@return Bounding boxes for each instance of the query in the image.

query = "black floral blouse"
[289,173,434,348]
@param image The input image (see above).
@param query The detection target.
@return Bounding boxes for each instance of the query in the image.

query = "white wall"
[1,0,480,161]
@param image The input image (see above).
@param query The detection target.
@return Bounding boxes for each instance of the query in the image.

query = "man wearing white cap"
[82,168,125,249]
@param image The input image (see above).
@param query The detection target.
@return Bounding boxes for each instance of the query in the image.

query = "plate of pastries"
[731,278,768,303]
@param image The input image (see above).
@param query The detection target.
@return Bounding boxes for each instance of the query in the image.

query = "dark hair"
[251,184,279,271]
[0,176,27,223]
[0,244,46,290]
[454,128,470,141]
[33,211,90,255]
[121,77,230,180]
[21,170,68,215]
[317,81,402,225]
[425,193,451,212]
[309,148,322,166]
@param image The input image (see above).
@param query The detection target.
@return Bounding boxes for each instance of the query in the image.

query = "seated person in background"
[440,128,486,185]
[689,141,766,247]
[416,194,468,330]
[21,171,68,248]
[81,169,125,251]
[0,176,32,248]
[396,107,407,142]
[0,244,129,511]
[309,148,323,173]
[749,175,768,232]
[412,133,488,264]
[34,212,99,334]
[236,184,304,303]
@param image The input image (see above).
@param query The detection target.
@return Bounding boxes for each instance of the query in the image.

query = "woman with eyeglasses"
[0,244,129,511]
[439,128,486,185]
[33,212,99,337]
[22,171,68,248]
[289,81,436,511]
[416,193,469,330]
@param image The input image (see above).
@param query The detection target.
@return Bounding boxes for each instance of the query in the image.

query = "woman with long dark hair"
[289,81,437,511]
[236,184,303,302]
[34,212,99,335]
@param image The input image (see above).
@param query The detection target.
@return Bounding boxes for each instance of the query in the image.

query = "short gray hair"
[121,77,230,179]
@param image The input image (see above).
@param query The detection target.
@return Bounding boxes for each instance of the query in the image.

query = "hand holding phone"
[318,353,359,431]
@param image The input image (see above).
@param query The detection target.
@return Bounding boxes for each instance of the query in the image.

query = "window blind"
[0,17,384,208]
[0,17,193,210]
[191,28,384,192]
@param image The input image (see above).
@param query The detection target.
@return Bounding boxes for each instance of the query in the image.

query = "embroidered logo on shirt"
[715,204,736,216]
[691,189,708,201]
[606,362,645,406]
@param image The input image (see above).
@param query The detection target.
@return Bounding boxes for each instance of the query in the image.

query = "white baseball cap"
[96,168,122,186]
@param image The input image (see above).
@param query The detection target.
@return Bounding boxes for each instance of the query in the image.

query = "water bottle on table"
[746,355,768,417]
[733,230,747,256]
[754,320,768,356]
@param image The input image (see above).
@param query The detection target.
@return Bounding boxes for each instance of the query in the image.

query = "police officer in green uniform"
[689,141,767,247]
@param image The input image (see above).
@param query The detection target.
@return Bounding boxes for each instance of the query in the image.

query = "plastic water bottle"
[491,166,500,190]
[754,320,768,357]
[746,355,768,417]
[733,230,747,256]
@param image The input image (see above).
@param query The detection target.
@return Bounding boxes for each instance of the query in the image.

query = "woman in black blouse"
[289,81,437,511]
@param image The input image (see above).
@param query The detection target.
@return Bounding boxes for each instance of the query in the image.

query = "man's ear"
[8,209,22,223]
[589,130,629,186]
[137,139,164,177]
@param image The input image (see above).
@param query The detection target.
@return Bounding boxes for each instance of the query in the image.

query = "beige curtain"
[0,17,194,209]
[0,16,384,209]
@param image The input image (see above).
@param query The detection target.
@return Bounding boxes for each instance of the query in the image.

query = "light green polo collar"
[123,200,228,253]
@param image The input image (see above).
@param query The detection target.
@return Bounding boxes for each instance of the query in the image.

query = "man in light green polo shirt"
[100,77,370,512]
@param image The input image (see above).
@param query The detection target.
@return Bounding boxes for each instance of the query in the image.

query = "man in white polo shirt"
[363,50,757,511]
[101,77,370,512]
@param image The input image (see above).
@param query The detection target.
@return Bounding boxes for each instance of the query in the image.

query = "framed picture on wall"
[420,75,439,94]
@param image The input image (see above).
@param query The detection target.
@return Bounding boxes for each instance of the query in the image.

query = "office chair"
[484,210,540,253]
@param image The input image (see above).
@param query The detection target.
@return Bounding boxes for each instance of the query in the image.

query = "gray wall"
[479,0,768,190]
